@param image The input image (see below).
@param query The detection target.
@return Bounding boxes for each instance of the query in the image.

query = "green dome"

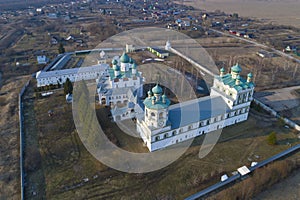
[220,67,225,72]
[151,96,156,101]
[120,52,130,63]
[152,84,163,94]
[129,58,135,64]
[147,90,152,96]
[113,64,120,71]
[248,72,253,78]
[132,62,137,69]
[236,75,241,80]
[112,59,118,65]
[231,63,242,73]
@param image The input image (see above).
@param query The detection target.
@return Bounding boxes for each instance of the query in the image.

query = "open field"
[21,83,300,199]
[0,75,29,200]
[178,0,300,28]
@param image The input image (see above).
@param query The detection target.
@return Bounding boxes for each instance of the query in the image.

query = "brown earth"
[177,0,300,28]
[0,75,30,200]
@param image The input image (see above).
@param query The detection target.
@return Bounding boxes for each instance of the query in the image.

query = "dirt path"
[254,169,300,200]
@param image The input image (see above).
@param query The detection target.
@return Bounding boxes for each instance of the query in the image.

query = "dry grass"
[0,75,29,200]
[177,0,300,28]
[195,36,300,91]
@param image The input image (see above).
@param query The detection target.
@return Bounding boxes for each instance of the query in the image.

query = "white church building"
[36,64,108,87]
[97,52,144,121]
[137,64,255,152]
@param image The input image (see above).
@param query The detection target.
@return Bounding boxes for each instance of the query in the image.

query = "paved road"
[209,28,300,64]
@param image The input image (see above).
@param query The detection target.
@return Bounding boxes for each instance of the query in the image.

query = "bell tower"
[143,84,170,129]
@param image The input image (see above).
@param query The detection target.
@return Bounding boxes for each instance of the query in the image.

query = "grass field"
[0,75,29,200]
[22,83,300,199]
[177,0,300,28]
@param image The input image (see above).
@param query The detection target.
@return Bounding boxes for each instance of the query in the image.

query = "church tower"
[120,52,130,72]
[143,84,170,129]
[210,63,255,109]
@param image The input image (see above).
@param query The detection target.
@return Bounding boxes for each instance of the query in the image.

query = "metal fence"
[185,143,300,200]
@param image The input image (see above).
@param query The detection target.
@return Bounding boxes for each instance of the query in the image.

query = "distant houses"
[284,45,297,53]
[147,47,169,58]
[256,50,274,58]
[37,55,49,64]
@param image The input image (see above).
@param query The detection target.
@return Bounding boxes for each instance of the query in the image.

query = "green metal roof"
[112,59,118,65]
[143,96,170,110]
[152,84,163,94]
[108,68,138,79]
[132,62,137,69]
[129,58,135,64]
[216,73,255,92]
[120,52,130,63]
[220,67,225,72]
[113,64,120,71]
[231,63,242,73]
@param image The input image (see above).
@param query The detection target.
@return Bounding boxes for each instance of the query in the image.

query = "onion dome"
[152,84,163,94]
[220,67,225,73]
[113,64,120,71]
[112,59,118,65]
[235,75,241,85]
[120,52,130,63]
[247,72,253,78]
[129,58,135,64]
[148,90,152,97]
[132,62,137,69]
[231,63,242,73]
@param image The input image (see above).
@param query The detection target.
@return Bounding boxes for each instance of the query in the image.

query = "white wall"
[143,112,249,152]
[37,70,105,87]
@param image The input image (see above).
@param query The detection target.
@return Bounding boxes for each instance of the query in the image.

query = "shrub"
[267,131,277,145]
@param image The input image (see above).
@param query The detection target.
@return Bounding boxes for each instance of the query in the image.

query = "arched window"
[159,112,164,119]
[155,136,160,141]
[164,133,168,139]
[151,112,155,117]
[172,130,176,136]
